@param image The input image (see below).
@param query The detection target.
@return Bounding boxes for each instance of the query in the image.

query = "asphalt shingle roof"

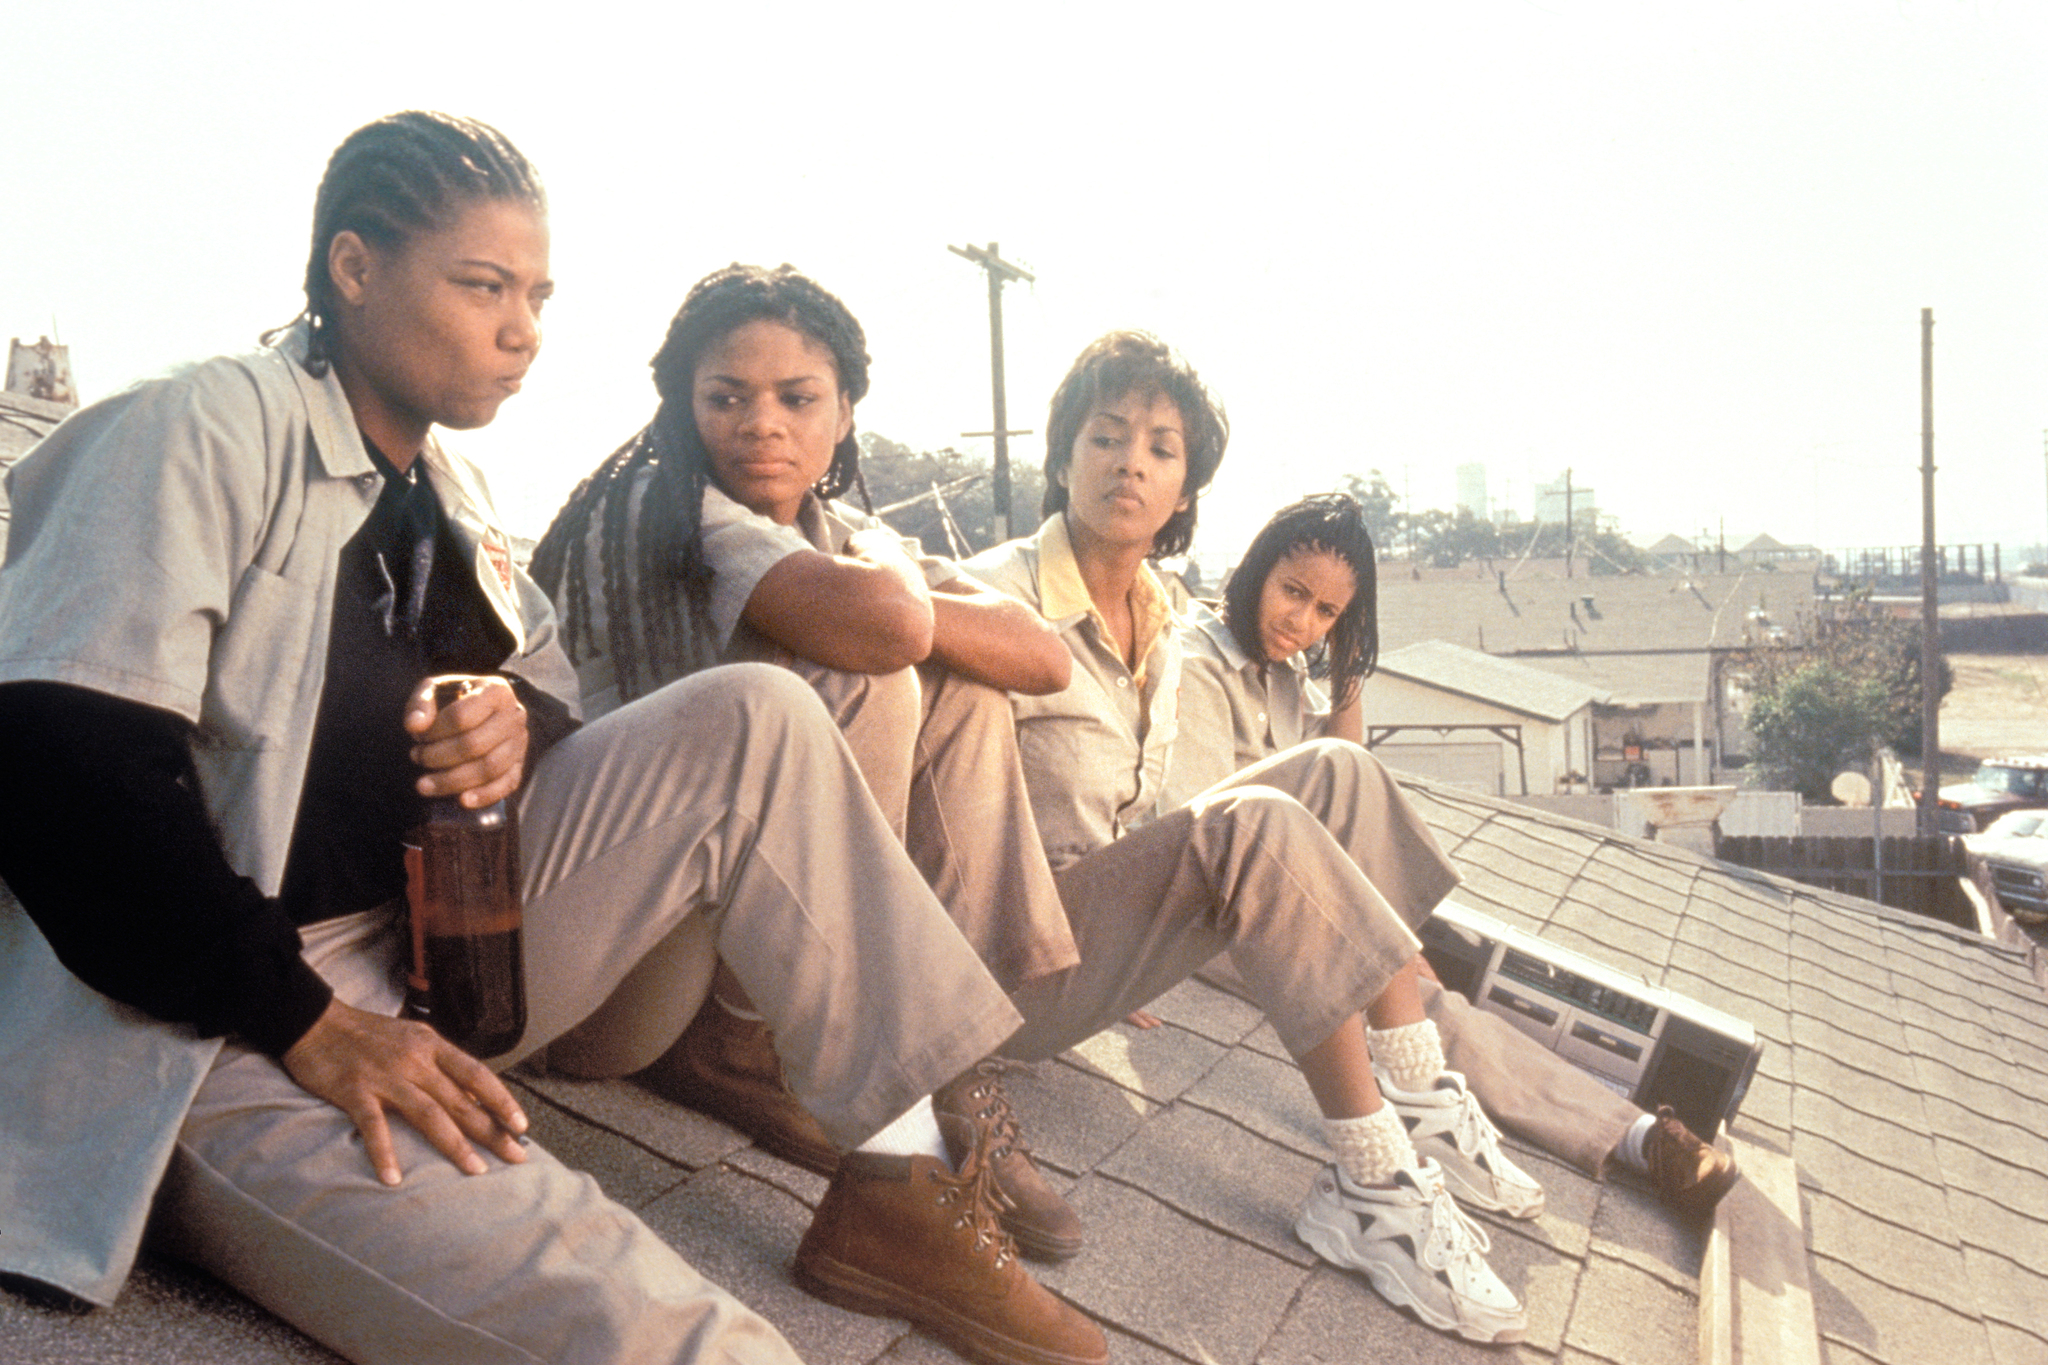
[1400,781,2048,1365]
[1376,641,1609,720]
[7,775,2045,1364]
[1375,568,1821,658]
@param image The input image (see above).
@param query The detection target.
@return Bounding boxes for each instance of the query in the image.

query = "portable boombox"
[1419,900,1764,1139]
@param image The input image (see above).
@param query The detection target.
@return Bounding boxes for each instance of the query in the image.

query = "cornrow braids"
[262,110,545,376]
[1040,331,1229,561]
[1220,492,1379,710]
[531,263,872,702]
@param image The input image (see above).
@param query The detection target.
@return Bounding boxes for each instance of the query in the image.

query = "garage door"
[1372,742,1505,795]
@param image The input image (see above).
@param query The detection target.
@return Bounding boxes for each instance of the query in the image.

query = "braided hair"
[530,264,872,702]
[1220,492,1378,710]
[1041,331,1229,560]
[262,110,545,376]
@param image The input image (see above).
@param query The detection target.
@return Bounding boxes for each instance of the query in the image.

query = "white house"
[1359,641,1607,796]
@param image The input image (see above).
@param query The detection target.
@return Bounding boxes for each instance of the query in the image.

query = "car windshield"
[1975,765,2046,797]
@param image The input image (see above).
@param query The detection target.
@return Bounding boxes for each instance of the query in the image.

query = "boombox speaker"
[1419,899,1764,1139]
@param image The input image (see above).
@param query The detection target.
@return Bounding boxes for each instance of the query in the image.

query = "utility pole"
[949,242,1035,541]
[1919,308,1940,837]
[1563,468,1574,578]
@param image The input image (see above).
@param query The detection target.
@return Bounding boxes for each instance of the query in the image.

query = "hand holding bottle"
[405,674,530,807]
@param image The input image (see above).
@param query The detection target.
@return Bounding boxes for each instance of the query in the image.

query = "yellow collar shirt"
[963,514,1182,870]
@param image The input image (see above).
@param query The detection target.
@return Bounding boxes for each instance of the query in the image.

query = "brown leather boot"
[1643,1105,1741,1221]
[636,998,839,1177]
[935,1062,1084,1261]
[794,1114,1106,1365]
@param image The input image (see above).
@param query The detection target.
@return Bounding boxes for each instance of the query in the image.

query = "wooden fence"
[1715,834,1976,929]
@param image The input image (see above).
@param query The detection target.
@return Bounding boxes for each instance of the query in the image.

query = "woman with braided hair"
[532,262,1088,1263]
[0,115,1110,1365]
[1162,493,1739,1225]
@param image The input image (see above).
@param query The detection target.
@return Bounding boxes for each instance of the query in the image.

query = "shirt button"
[1115,676,1130,689]
[1257,712,1267,725]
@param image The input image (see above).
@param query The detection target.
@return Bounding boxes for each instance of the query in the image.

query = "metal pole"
[1564,468,1574,578]
[1919,308,1940,837]
[949,242,1036,545]
[986,253,1012,542]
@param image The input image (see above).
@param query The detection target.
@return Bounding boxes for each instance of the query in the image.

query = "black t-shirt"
[275,440,519,925]
[0,441,575,1055]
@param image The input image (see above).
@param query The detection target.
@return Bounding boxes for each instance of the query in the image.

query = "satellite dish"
[1831,771,1872,807]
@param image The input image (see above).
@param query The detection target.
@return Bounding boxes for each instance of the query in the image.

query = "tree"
[853,432,1048,558]
[1735,598,1953,799]
[1743,660,1893,801]
[1337,470,1403,551]
[1416,508,1503,568]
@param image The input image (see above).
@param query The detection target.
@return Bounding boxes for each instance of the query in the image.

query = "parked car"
[1966,808,2048,924]
[1934,756,2048,833]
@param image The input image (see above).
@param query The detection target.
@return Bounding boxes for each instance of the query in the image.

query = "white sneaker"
[1378,1069,1545,1220]
[1295,1158,1528,1345]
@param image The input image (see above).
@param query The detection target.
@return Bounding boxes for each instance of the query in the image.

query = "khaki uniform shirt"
[559,474,956,719]
[963,515,1181,870]
[0,329,576,1304]
[1160,599,1331,811]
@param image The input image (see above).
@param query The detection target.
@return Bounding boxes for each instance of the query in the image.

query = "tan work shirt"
[963,515,1181,870]
[0,328,575,1305]
[555,474,957,719]
[1160,599,1331,811]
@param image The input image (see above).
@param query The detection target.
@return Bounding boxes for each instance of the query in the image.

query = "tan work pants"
[1001,740,1454,1063]
[793,660,1077,991]
[1423,977,1641,1176]
[156,665,1022,1365]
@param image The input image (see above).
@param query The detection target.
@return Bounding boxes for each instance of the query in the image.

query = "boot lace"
[963,1060,1030,1164]
[927,1127,1018,1270]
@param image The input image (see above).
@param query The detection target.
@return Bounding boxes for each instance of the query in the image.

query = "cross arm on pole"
[949,242,1036,285]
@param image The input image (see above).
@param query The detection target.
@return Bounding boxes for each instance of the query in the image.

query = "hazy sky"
[9,1,2048,571]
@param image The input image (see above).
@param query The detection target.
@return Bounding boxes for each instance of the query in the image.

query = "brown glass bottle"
[402,685,526,1057]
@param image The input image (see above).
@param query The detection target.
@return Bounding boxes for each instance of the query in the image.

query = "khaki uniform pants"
[1000,740,1454,1063]
[1423,977,1641,1176]
[155,665,1022,1365]
[793,660,1078,991]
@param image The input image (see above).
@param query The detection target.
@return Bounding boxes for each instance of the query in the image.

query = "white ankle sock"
[712,994,764,1023]
[1614,1113,1655,1171]
[1368,1019,1447,1093]
[855,1096,951,1166]
[1324,1104,1418,1187]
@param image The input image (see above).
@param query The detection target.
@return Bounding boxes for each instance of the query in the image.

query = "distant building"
[1359,641,1605,795]
[1374,565,1821,788]
[1,338,80,557]
[1454,462,1488,521]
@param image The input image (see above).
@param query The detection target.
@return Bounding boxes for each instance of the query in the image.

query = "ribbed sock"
[1324,1104,1418,1187]
[711,994,764,1023]
[1368,1018,1447,1093]
[854,1096,951,1166]
[1613,1112,1656,1171]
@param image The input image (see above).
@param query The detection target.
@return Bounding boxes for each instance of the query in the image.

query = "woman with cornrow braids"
[532,263,1090,1266]
[0,114,1104,1365]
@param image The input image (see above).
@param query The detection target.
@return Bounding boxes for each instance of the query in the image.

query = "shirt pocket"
[200,564,322,749]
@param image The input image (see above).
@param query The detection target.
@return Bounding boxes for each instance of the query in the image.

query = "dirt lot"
[1924,652,2048,780]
